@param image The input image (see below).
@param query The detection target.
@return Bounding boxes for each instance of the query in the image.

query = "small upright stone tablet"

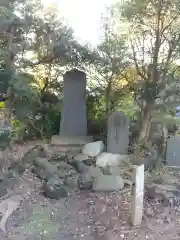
[107,111,129,154]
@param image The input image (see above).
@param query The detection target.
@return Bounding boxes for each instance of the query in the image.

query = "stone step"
[51,135,93,146]
[52,145,82,153]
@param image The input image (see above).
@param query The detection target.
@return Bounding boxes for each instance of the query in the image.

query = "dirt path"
[0,142,179,240]
[0,169,178,240]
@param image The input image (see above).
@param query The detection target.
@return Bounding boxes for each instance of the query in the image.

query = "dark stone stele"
[60,69,87,137]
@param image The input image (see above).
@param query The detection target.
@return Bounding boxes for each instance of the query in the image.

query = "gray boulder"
[33,166,54,181]
[22,145,47,167]
[96,153,129,168]
[0,182,7,198]
[74,153,95,166]
[44,176,68,199]
[78,167,103,190]
[65,175,79,189]
[57,161,75,171]
[74,154,89,161]
[92,175,124,192]
[50,152,67,162]
[103,166,121,175]
[82,141,104,157]
[69,160,90,173]
[56,161,76,178]
[33,157,57,181]
[145,184,180,207]
[78,172,93,190]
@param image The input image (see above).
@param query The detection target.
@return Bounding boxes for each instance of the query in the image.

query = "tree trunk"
[161,123,168,159]
[105,81,112,132]
[4,26,15,125]
[133,103,153,164]
[138,103,153,146]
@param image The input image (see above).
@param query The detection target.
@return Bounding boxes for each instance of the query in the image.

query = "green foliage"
[0,102,4,109]
[10,71,61,140]
[1,0,180,149]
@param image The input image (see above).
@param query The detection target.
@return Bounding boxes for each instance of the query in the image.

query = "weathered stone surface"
[69,160,89,174]
[33,157,57,181]
[145,183,179,205]
[83,158,95,166]
[74,154,89,162]
[59,69,87,136]
[0,183,7,198]
[8,163,26,176]
[65,175,79,189]
[156,184,177,192]
[50,152,67,162]
[74,154,95,166]
[78,173,93,190]
[106,166,121,175]
[78,167,103,190]
[82,141,104,157]
[44,176,68,199]
[51,135,93,146]
[107,111,129,154]
[88,166,103,178]
[162,173,179,185]
[67,152,77,159]
[131,164,144,226]
[21,145,47,168]
[56,161,76,178]
[53,145,82,153]
[57,161,74,171]
[96,152,129,168]
[92,175,124,192]
[33,166,54,181]
[166,136,180,166]
[56,170,72,179]
[0,171,6,181]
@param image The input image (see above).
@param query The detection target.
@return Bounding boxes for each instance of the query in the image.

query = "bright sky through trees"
[41,0,116,45]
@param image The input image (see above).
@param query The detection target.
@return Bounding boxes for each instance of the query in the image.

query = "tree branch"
[129,32,147,80]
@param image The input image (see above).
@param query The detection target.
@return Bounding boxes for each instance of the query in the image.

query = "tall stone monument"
[60,69,87,137]
[107,111,129,154]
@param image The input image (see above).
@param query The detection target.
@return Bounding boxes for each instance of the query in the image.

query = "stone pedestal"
[60,69,87,137]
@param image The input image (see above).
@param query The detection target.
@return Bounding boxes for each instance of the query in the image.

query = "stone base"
[51,135,93,146]
[51,135,93,153]
[166,166,180,172]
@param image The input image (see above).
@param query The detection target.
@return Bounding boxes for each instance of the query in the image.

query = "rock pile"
[26,140,132,199]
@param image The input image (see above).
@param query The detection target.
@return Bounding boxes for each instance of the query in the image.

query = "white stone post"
[131,164,144,226]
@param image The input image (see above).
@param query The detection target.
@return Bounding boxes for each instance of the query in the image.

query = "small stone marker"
[107,111,129,154]
[131,164,144,226]
[166,136,180,166]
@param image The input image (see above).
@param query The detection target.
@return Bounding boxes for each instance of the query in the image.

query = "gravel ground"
[0,142,179,240]
[0,169,178,240]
